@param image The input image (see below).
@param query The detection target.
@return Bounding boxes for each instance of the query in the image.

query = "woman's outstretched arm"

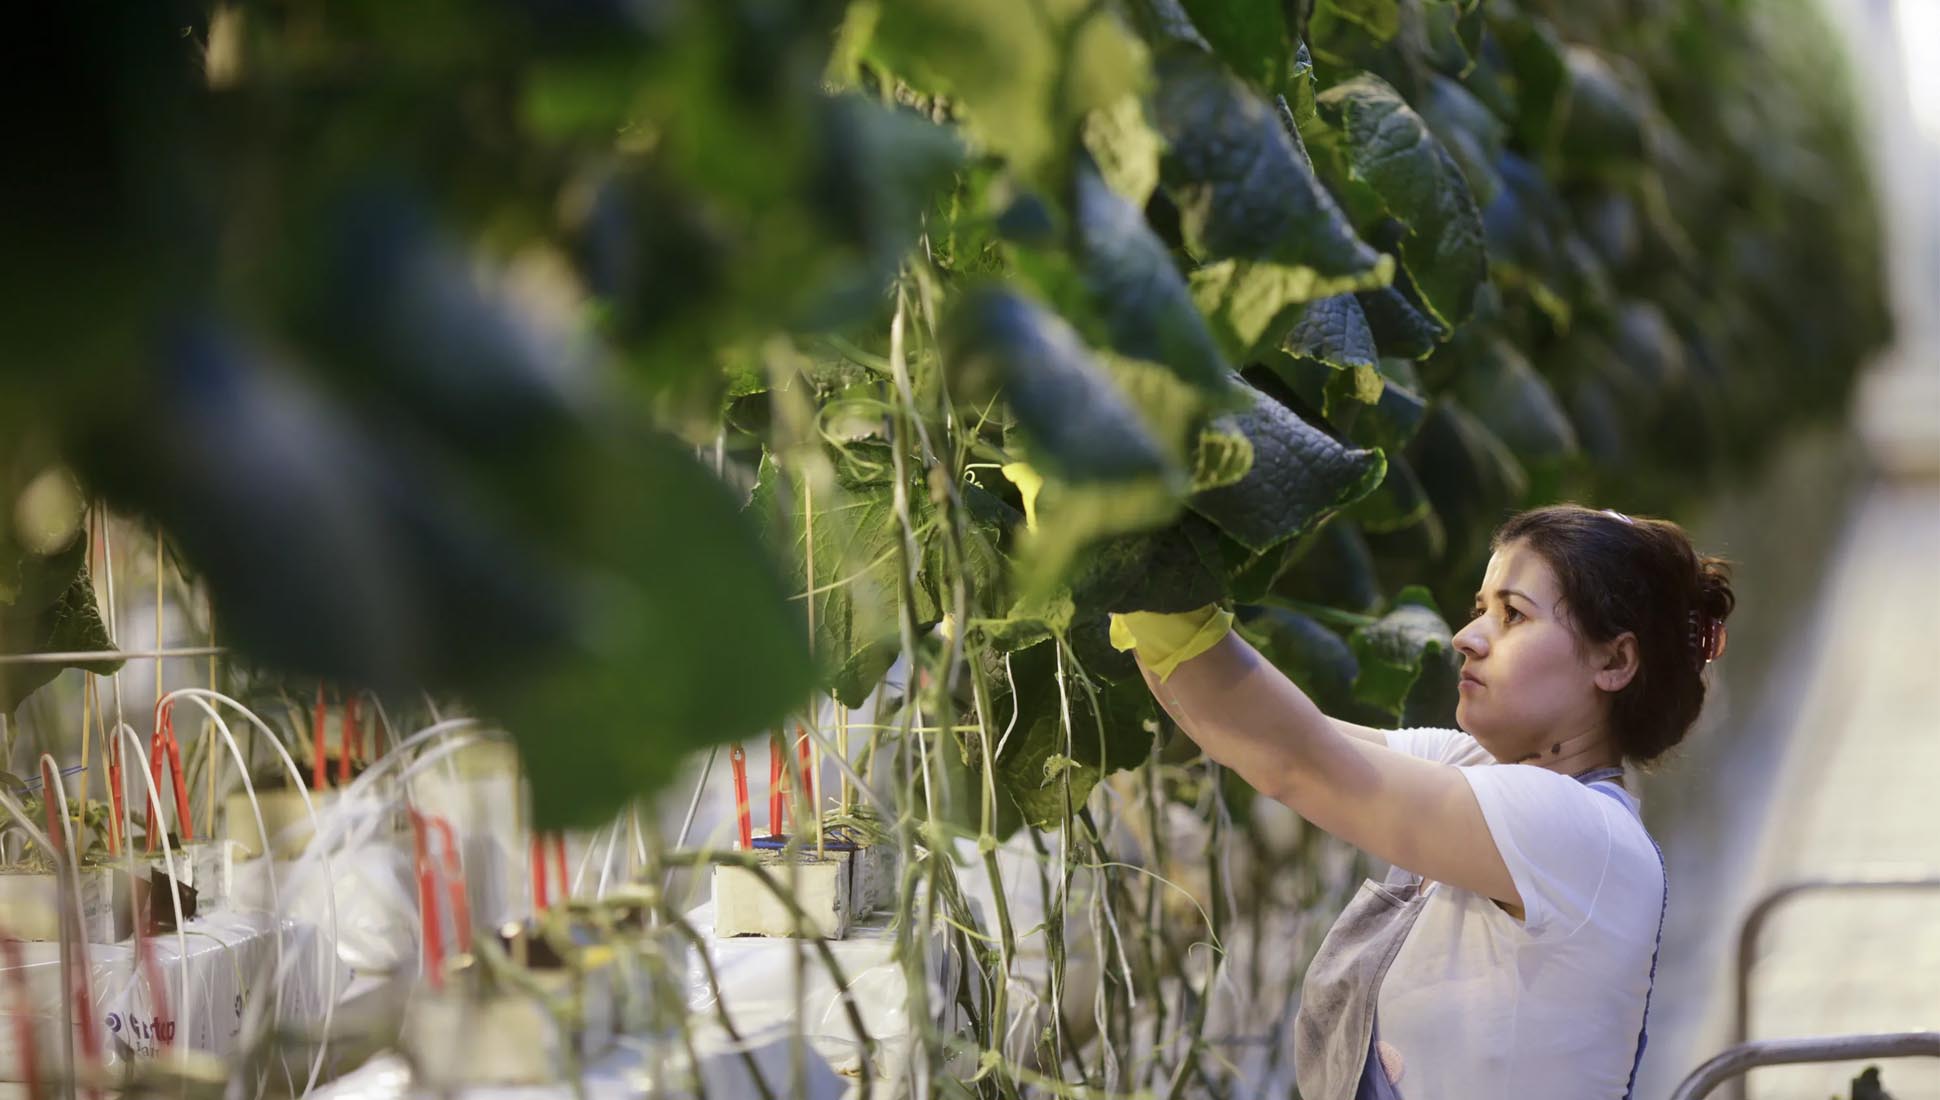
[1134,630,1523,911]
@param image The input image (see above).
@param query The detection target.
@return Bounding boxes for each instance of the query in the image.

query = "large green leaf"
[1066,524,1229,618]
[1317,74,1488,330]
[1191,258,1394,363]
[1285,294,1379,371]
[985,641,1159,830]
[1488,9,1569,154]
[1175,510,1288,601]
[1316,0,1400,42]
[1177,0,1290,88]
[1072,163,1231,393]
[1454,339,1579,463]
[1481,152,1573,327]
[1356,284,1446,358]
[1259,349,1383,430]
[1081,96,1163,207]
[1188,381,1387,553]
[943,289,1173,483]
[1420,0,1483,78]
[1269,294,1387,426]
[501,434,818,829]
[1344,362,1429,452]
[1416,75,1505,206]
[1558,48,1648,177]
[1345,452,1433,533]
[1611,300,1691,394]
[1151,49,1388,278]
[867,0,1146,184]
[1270,518,1383,614]
[1238,606,1361,716]
[1008,469,1188,608]
[1401,638,1461,728]
[806,96,969,322]
[1406,400,1528,568]
[0,538,122,714]
[747,443,946,709]
[1349,585,1453,716]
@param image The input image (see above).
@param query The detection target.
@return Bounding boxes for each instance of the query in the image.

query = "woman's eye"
[1503,606,1523,623]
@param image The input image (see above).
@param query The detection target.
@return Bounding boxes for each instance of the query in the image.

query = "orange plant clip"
[409,812,445,989]
[426,816,471,951]
[106,736,125,856]
[729,745,753,849]
[311,683,328,791]
[530,835,549,912]
[528,833,571,912]
[145,700,194,851]
[339,694,360,786]
[767,731,785,837]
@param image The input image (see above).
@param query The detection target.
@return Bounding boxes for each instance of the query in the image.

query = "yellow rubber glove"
[1108,604,1234,683]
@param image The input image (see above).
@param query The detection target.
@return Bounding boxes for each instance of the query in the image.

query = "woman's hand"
[1106,604,1234,681]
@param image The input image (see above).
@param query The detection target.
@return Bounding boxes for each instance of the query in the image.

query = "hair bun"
[1695,555,1736,621]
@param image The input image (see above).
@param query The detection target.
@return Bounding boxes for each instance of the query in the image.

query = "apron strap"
[1582,770,1665,1100]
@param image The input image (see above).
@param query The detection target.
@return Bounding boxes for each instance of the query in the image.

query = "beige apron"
[1291,766,1661,1100]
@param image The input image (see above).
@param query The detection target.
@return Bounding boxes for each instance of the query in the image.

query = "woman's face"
[1451,538,1616,762]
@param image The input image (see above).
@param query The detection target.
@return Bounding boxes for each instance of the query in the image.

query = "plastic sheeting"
[0,909,345,1080]
[304,901,949,1100]
[682,898,943,1085]
[230,838,417,977]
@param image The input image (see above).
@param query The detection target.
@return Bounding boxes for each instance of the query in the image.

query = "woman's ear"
[1594,632,1640,693]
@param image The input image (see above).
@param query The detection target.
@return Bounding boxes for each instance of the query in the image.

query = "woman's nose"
[1453,620,1489,660]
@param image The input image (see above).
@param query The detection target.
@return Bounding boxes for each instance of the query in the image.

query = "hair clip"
[1688,609,1724,666]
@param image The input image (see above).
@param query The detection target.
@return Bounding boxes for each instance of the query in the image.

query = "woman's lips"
[1459,670,1484,691]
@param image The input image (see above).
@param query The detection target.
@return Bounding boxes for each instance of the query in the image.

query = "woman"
[1109,505,1735,1100]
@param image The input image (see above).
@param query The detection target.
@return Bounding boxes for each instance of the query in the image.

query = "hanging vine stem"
[1141,737,1170,1087]
[1048,638,1084,1084]
[883,292,948,1091]
[1161,766,1228,1100]
[1054,647,1143,1087]
[1066,664,1230,1095]
[901,262,1025,1087]
[965,653,1018,1070]
[891,265,1042,1096]
[773,714,815,1099]
[1068,662,1143,1001]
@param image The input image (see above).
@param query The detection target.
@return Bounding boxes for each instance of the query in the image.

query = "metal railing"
[1669,1032,1940,1100]
[1723,866,1940,1100]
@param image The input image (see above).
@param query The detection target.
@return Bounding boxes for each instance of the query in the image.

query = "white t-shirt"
[1370,726,1665,1100]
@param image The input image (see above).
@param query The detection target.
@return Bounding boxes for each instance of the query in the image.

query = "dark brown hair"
[1493,504,1736,766]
